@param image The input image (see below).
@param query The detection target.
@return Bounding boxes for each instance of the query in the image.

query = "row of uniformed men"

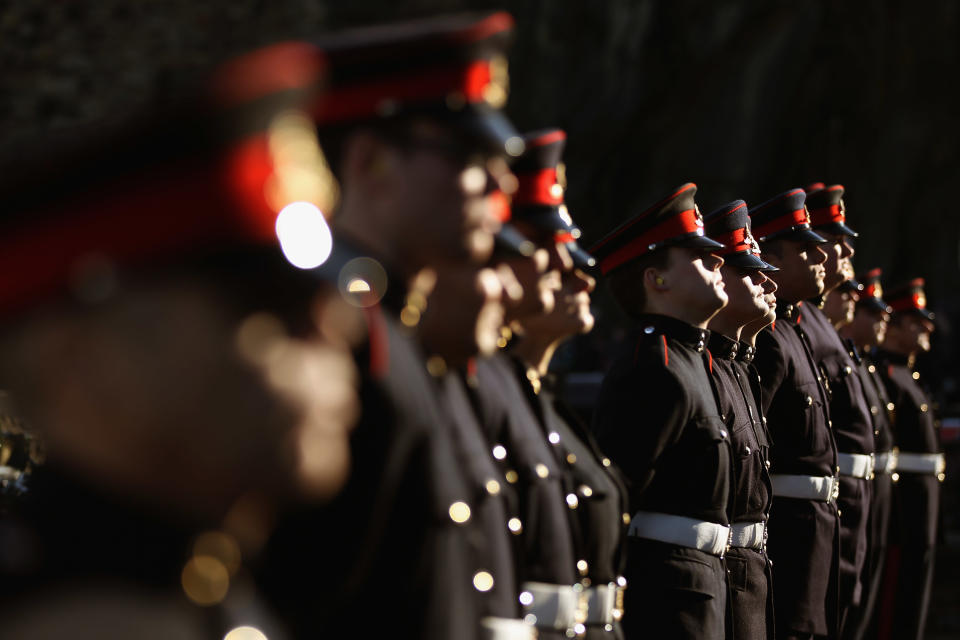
[589,180,943,640]
[0,9,943,640]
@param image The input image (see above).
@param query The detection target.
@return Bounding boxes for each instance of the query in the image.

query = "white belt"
[895,452,945,475]
[627,511,731,557]
[837,452,875,479]
[730,521,766,550]
[874,450,898,475]
[519,581,586,633]
[584,578,627,626]
[770,474,839,503]
[480,617,537,640]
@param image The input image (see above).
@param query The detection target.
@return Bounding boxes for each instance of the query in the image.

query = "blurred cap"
[508,128,594,268]
[856,267,892,314]
[886,277,935,322]
[589,183,722,275]
[749,188,827,244]
[311,11,523,156]
[0,41,332,316]
[704,200,778,271]
[805,183,858,238]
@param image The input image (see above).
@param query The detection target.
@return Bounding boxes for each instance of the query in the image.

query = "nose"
[550,241,575,273]
[811,245,828,265]
[571,268,596,294]
[840,238,855,260]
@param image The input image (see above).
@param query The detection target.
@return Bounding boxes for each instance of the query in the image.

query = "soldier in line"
[256,11,536,640]
[703,201,778,640]
[837,269,896,640]
[798,184,875,635]
[505,129,630,638]
[467,129,585,640]
[0,41,353,639]
[874,279,943,640]
[749,189,840,640]
[591,183,732,640]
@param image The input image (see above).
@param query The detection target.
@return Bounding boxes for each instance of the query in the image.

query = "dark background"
[4,0,958,383]
[3,2,960,635]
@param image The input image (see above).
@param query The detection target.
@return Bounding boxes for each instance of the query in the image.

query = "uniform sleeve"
[592,360,688,498]
[753,328,788,415]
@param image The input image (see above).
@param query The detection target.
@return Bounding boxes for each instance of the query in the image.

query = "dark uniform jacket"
[754,303,839,637]
[471,353,579,640]
[708,332,773,640]
[801,303,874,612]
[0,467,289,640]
[540,381,629,639]
[845,350,896,640]
[259,243,499,640]
[875,349,942,640]
[593,314,731,640]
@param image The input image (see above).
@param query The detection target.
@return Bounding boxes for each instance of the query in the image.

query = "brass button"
[473,571,494,592]
[805,395,813,407]
[745,446,752,455]
[566,493,579,509]
[579,485,593,497]
[505,470,519,484]
[577,559,589,576]
[548,431,560,444]
[912,371,920,380]
[508,517,523,534]
[868,365,876,373]
[566,453,578,464]
[601,457,612,467]
[535,463,550,479]
[622,513,631,525]
[449,502,471,524]
[492,444,507,460]
[870,406,879,415]
[921,403,929,412]
[485,479,501,495]
[887,402,895,412]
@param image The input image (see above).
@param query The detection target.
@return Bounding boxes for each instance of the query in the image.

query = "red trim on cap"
[455,11,515,43]
[808,204,844,226]
[0,134,280,314]
[707,349,713,373]
[661,335,669,366]
[313,59,493,125]
[753,208,809,239]
[591,183,696,252]
[211,42,326,106]
[488,190,511,222]
[526,130,566,148]
[599,208,703,274]
[555,231,576,244]
[513,168,561,206]
[889,292,927,312]
[713,228,750,255]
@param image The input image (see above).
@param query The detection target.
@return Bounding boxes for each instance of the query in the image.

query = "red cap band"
[599,208,703,275]
[313,59,494,125]
[753,208,809,239]
[713,228,750,255]
[555,231,576,244]
[889,292,926,312]
[512,168,562,207]
[808,203,844,227]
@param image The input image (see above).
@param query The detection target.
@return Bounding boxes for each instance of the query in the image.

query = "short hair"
[606,249,671,317]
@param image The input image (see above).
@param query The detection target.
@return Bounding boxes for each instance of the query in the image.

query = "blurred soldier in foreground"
[750,189,839,640]
[257,11,536,640]
[592,183,731,640]
[703,201,777,639]
[504,129,629,638]
[0,42,356,639]
[839,269,895,640]
[801,184,874,635]
[874,279,942,640]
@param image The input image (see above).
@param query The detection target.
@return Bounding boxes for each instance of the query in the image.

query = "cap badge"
[802,205,811,224]
[483,55,509,108]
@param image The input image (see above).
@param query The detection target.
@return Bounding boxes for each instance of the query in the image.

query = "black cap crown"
[805,183,858,238]
[704,200,777,271]
[749,188,827,244]
[589,183,723,275]
[856,268,892,314]
[886,278,935,322]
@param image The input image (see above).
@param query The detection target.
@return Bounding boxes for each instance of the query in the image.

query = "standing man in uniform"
[800,184,875,634]
[749,188,839,640]
[839,268,896,640]
[591,183,732,640]
[259,12,535,640]
[874,279,943,640]
[703,201,777,639]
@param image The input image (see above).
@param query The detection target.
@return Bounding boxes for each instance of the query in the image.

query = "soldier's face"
[517,267,596,342]
[762,239,826,303]
[823,289,856,327]
[379,120,511,266]
[886,313,932,354]
[497,248,554,319]
[817,231,856,292]
[848,306,887,348]
[658,247,728,322]
[716,265,769,327]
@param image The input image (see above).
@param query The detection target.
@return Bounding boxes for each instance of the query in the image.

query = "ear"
[643,266,667,292]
